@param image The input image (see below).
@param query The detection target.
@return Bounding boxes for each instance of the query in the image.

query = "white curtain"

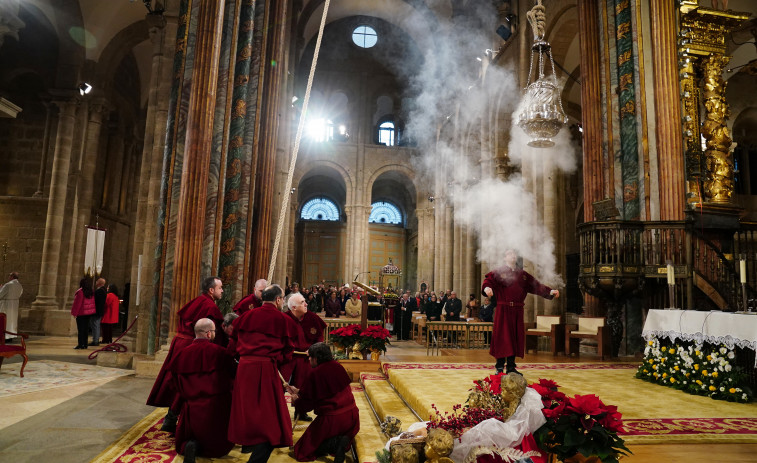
[84,228,106,276]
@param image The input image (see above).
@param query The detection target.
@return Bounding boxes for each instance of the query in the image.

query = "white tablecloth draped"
[642,309,757,353]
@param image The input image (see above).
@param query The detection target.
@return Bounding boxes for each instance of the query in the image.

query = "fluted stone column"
[651,0,685,220]
[29,98,78,334]
[578,0,604,317]
[169,0,225,336]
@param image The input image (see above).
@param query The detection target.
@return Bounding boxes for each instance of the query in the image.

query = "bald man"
[169,318,235,463]
[233,279,268,315]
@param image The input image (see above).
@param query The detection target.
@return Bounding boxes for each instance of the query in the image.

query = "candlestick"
[740,259,747,284]
[667,264,674,286]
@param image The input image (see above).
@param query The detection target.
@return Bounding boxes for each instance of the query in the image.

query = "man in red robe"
[169,318,235,463]
[232,278,268,315]
[300,302,326,345]
[292,342,359,463]
[229,284,296,463]
[483,249,559,375]
[146,276,226,432]
[281,292,316,421]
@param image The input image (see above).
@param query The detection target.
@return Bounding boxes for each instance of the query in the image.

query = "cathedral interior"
[2,0,757,373]
[3,1,757,462]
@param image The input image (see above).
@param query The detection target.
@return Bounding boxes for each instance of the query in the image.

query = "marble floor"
[1,336,756,463]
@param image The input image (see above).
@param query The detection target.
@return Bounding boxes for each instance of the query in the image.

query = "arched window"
[369,201,402,224]
[301,198,340,221]
[379,121,395,146]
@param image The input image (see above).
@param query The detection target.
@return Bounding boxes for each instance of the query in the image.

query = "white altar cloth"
[642,309,757,355]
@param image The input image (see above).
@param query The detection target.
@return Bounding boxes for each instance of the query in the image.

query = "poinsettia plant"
[531,379,630,463]
[329,324,362,349]
[359,325,392,352]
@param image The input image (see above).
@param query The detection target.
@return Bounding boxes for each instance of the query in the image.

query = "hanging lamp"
[517,0,567,148]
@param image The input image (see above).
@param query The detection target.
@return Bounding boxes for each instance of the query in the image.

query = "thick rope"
[526,0,546,41]
[267,0,332,282]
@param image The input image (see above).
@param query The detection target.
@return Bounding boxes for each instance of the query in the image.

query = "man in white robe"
[0,272,23,341]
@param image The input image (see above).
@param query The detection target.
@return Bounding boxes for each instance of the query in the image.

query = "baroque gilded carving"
[678,5,749,206]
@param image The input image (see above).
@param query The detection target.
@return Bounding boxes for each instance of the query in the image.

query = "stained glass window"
[301,198,340,221]
[369,201,402,224]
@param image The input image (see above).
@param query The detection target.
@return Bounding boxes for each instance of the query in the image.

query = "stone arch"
[294,161,355,208]
[366,164,417,214]
[95,20,150,99]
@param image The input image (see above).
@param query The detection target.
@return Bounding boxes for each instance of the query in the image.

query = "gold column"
[678,5,749,207]
[577,0,603,224]
[650,0,685,220]
[170,0,225,334]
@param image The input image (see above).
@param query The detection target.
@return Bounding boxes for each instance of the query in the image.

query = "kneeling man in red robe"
[293,342,359,463]
[169,318,235,463]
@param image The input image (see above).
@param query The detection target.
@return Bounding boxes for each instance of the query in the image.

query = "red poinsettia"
[532,379,630,463]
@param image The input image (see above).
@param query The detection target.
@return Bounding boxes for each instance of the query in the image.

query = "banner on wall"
[84,227,106,277]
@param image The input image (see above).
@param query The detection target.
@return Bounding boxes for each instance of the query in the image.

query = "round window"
[352,25,377,48]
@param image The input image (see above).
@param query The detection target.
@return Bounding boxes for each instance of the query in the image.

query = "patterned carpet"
[380,362,757,444]
[90,389,362,463]
[0,360,134,397]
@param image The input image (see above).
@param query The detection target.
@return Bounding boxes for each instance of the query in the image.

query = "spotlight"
[78,82,92,96]
[476,57,482,62]
[290,187,296,194]
[291,96,299,104]
[428,196,435,202]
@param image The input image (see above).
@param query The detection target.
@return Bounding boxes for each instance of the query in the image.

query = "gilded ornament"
[424,428,454,461]
[233,99,247,118]
[227,157,242,176]
[391,443,419,463]
[380,416,402,437]
[221,238,235,254]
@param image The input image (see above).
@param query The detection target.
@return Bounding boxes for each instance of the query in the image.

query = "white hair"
[286,292,304,311]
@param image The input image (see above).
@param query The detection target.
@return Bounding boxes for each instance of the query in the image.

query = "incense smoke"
[405,5,579,287]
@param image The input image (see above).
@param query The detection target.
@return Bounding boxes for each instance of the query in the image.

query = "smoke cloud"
[405,4,578,287]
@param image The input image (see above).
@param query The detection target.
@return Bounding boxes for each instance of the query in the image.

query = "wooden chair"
[565,316,610,361]
[525,315,565,355]
[1,312,29,377]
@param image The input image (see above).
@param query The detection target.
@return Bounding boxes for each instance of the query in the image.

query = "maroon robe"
[232,293,262,315]
[300,310,326,345]
[146,293,224,407]
[228,302,294,447]
[280,311,310,386]
[170,338,235,457]
[293,360,359,461]
[482,266,553,359]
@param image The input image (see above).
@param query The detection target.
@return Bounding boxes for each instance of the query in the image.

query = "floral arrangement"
[531,379,629,463]
[329,324,362,349]
[329,324,391,352]
[360,325,392,352]
[428,372,527,437]
[636,337,752,403]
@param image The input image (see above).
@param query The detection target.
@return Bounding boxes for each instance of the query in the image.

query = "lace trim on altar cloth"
[642,330,757,352]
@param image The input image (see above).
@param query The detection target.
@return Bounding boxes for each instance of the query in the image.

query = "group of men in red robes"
[147,279,357,463]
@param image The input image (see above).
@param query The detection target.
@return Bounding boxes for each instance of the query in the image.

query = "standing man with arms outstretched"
[229,284,296,463]
[147,276,226,432]
[483,249,559,375]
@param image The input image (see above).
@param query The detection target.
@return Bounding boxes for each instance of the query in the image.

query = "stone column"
[169,0,225,335]
[577,0,604,223]
[416,208,434,288]
[130,13,173,354]
[33,101,54,197]
[28,98,78,334]
[650,0,685,220]
[577,0,604,317]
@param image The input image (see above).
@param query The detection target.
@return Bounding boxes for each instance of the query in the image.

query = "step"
[360,372,420,428]
[352,385,389,463]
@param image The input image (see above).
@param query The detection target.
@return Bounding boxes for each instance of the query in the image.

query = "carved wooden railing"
[578,221,757,311]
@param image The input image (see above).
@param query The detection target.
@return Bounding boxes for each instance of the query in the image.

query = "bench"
[1,312,29,377]
[565,316,610,360]
[525,315,564,355]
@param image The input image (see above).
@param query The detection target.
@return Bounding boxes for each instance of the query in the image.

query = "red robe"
[293,361,359,461]
[300,310,326,345]
[228,302,294,447]
[146,293,224,407]
[280,311,310,386]
[232,293,261,315]
[482,266,553,359]
[170,338,235,457]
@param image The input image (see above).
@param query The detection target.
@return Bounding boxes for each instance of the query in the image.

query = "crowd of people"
[147,277,359,463]
[70,277,121,349]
